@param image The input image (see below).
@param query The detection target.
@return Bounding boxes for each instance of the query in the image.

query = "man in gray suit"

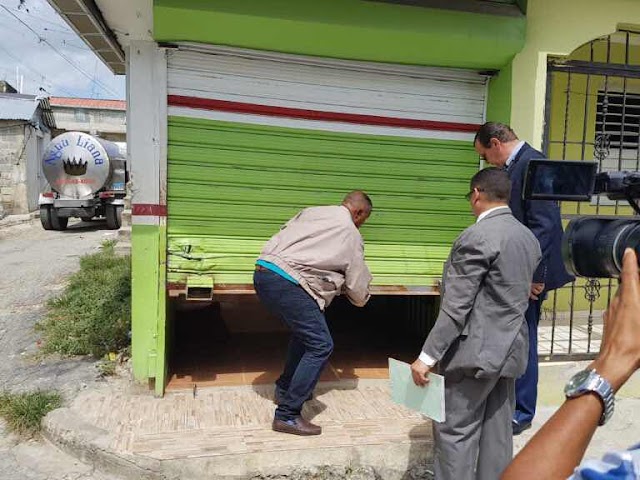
[411,168,541,480]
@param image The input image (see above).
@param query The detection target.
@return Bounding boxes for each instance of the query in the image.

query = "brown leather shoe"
[272,416,322,436]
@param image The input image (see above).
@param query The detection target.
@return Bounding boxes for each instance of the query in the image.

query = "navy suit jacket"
[507,143,574,291]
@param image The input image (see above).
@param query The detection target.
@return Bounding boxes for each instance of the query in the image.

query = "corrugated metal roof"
[38,97,56,130]
[0,93,38,122]
[49,97,126,111]
[0,94,56,129]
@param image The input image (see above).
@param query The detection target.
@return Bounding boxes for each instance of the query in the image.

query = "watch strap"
[565,369,615,426]
[593,372,615,426]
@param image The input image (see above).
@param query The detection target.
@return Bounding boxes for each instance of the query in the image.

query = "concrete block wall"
[0,122,28,215]
[52,107,126,140]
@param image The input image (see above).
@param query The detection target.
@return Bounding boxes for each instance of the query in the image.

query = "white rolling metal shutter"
[167,44,487,141]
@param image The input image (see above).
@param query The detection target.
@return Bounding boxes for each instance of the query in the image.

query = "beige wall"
[0,123,24,215]
[51,107,126,141]
[0,122,49,215]
[511,0,640,148]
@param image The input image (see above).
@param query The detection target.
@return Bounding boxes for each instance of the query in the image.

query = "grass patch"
[37,241,131,358]
[97,360,117,377]
[0,390,62,437]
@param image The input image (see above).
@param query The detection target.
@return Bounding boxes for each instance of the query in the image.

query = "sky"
[0,0,125,99]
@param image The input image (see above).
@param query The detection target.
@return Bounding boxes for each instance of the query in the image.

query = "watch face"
[565,369,593,395]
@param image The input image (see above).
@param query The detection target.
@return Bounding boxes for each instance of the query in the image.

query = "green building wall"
[154,0,525,70]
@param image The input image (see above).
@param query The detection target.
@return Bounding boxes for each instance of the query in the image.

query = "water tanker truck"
[38,132,126,230]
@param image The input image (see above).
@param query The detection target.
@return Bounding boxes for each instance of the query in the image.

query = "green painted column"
[154,223,168,396]
[131,225,161,382]
[486,61,514,126]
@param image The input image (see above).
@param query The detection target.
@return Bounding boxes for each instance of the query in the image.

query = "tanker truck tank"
[39,132,127,231]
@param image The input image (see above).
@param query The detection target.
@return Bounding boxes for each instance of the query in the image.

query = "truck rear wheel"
[50,208,68,231]
[106,205,123,230]
[40,206,53,230]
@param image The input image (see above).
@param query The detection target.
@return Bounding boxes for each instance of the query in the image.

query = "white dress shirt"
[476,205,510,223]
[505,141,525,169]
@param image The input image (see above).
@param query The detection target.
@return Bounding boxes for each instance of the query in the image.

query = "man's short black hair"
[470,168,511,203]
[474,122,518,148]
[343,190,373,211]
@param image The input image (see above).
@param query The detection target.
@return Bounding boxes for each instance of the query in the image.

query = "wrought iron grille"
[542,30,640,360]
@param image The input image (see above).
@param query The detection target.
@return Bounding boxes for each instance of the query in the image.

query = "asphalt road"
[0,218,122,480]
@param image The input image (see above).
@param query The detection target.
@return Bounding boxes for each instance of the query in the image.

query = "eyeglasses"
[465,187,485,200]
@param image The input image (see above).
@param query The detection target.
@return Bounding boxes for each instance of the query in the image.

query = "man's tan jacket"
[258,205,372,310]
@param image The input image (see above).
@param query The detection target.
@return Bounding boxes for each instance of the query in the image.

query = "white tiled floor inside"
[538,314,603,357]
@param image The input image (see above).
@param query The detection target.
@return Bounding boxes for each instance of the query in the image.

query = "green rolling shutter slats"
[167,117,477,289]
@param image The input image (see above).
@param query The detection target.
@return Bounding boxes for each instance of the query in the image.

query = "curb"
[42,408,171,480]
[42,406,434,480]
[114,241,131,256]
[0,211,39,229]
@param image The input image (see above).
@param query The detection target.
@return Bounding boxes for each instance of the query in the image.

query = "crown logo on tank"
[62,157,88,176]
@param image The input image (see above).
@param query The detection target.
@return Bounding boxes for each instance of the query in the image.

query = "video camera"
[524,159,640,278]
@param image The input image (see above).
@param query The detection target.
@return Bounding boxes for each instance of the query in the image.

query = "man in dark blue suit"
[474,122,574,435]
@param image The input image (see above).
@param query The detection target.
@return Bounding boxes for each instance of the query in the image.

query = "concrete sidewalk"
[41,362,640,480]
[43,378,434,480]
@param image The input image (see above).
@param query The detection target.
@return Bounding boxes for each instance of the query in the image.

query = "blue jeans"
[253,269,334,421]
[514,296,544,425]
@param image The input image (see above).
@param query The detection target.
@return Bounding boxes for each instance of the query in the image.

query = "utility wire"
[6,0,68,29]
[0,43,77,96]
[0,16,86,48]
[63,42,91,51]
[0,4,120,98]
[43,26,86,38]
[0,45,75,97]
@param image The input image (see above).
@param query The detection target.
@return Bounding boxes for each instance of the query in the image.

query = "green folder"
[388,357,446,423]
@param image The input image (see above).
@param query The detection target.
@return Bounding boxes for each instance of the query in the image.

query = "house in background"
[0,83,55,217]
[49,97,126,143]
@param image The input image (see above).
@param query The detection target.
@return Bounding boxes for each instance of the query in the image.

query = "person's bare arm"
[502,248,640,480]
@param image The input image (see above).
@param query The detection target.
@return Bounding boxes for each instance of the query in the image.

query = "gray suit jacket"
[422,207,541,379]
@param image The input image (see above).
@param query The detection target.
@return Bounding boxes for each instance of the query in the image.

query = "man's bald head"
[342,190,372,229]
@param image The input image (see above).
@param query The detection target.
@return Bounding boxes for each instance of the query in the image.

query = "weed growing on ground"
[97,360,117,377]
[0,390,62,437]
[37,242,131,357]
[97,354,118,377]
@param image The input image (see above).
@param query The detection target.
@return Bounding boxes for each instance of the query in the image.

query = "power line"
[0,16,85,47]
[60,41,91,51]
[0,4,120,98]
[19,11,67,28]
[2,4,120,97]
[0,43,76,96]
[43,26,85,37]
[6,0,68,29]
[91,59,98,99]
[0,15,90,48]
[0,43,52,90]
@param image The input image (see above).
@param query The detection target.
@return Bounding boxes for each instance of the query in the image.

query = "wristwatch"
[564,368,615,425]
